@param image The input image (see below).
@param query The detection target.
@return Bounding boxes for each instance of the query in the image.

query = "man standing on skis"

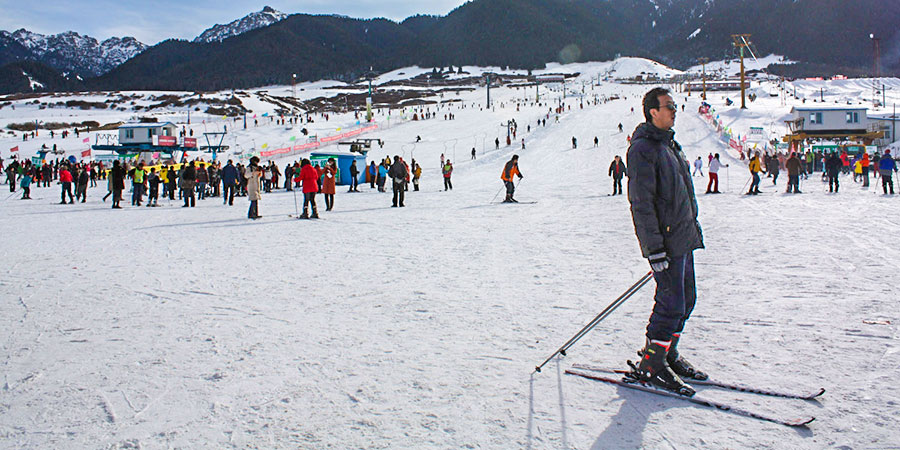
[626,87,705,396]
[501,155,523,202]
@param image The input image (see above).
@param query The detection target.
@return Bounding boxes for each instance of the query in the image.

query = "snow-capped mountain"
[0,28,146,77]
[193,6,288,43]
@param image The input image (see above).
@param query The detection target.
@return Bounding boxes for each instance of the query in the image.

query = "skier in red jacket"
[58,165,74,204]
[296,159,319,219]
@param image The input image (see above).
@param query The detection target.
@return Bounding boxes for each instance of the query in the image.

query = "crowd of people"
[743,148,898,195]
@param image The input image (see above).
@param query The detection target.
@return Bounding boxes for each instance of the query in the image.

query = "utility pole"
[732,34,751,109]
[871,34,881,78]
[484,72,494,108]
[366,67,374,123]
[698,57,709,101]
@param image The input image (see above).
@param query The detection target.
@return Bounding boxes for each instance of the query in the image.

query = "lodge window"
[125,129,134,139]
[809,112,822,124]
[846,112,859,123]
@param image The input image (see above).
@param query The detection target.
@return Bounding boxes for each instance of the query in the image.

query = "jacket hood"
[632,122,675,143]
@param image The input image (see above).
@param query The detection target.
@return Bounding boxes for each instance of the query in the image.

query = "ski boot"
[310,207,319,219]
[667,333,708,381]
[299,208,309,219]
[629,339,695,396]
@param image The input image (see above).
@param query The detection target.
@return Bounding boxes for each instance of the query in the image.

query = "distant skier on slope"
[607,155,626,195]
[626,87,705,396]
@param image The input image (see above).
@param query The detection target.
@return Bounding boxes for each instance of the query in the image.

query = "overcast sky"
[0,0,470,44]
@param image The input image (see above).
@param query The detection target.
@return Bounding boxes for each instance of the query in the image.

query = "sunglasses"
[660,102,677,111]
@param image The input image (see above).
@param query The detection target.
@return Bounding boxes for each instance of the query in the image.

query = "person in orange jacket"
[501,154,523,202]
[321,158,337,211]
[296,159,319,219]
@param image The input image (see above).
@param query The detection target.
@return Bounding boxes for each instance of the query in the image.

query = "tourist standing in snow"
[322,158,337,211]
[181,162,196,207]
[861,152,871,187]
[246,157,262,219]
[147,168,160,206]
[826,152,842,193]
[368,161,377,189]
[195,164,208,200]
[76,165,89,203]
[626,87,705,396]
[111,160,125,209]
[706,153,727,194]
[19,170,32,199]
[166,166,176,201]
[389,155,408,207]
[608,155,626,195]
[58,164,74,204]
[692,157,703,176]
[768,153,780,185]
[412,162,421,191]
[785,152,802,194]
[5,161,16,193]
[132,163,147,206]
[222,160,238,206]
[442,160,453,191]
[297,159,319,219]
[747,152,763,195]
[879,149,896,194]
[348,160,359,192]
[500,155,523,203]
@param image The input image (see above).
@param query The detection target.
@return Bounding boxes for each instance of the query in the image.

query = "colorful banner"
[184,138,197,148]
[158,136,176,146]
[9,146,18,152]
[82,137,90,143]
[258,124,378,157]
[81,149,92,157]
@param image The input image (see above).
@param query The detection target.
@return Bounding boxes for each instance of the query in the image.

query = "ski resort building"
[782,106,884,149]
[118,122,177,145]
[92,122,197,160]
[684,79,750,92]
[867,113,899,147]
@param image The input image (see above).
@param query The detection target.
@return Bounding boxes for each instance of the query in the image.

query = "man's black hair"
[642,87,671,122]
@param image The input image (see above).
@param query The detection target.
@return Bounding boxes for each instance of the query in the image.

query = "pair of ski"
[566,363,824,428]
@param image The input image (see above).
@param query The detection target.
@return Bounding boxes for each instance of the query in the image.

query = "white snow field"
[2,60,899,449]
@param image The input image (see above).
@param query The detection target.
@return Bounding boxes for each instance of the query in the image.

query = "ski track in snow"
[1,75,899,449]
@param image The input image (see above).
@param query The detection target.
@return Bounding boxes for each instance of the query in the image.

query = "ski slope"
[1,62,899,449]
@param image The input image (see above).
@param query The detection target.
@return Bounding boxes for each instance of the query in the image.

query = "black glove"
[648,250,669,272]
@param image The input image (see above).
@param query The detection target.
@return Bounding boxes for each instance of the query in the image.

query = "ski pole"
[490,184,504,204]
[534,270,653,374]
[292,185,299,217]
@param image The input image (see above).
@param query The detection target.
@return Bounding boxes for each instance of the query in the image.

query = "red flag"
[9,146,18,152]
[82,137,89,143]
[81,149,91,158]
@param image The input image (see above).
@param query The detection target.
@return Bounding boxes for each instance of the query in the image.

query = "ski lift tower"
[202,132,228,161]
[697,57,709,101]
[731,34,752,109]
[483,72,496,108]
[365,67,376,123]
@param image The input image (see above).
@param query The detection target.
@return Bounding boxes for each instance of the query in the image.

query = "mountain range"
[1,0,898,95]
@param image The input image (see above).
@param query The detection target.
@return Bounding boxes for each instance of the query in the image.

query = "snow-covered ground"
[2,59,899,449]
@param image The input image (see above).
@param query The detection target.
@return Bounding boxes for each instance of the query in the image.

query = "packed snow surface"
[1,59,899,449]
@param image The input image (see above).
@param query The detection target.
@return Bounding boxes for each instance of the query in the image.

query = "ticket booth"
[309,151,367,185]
